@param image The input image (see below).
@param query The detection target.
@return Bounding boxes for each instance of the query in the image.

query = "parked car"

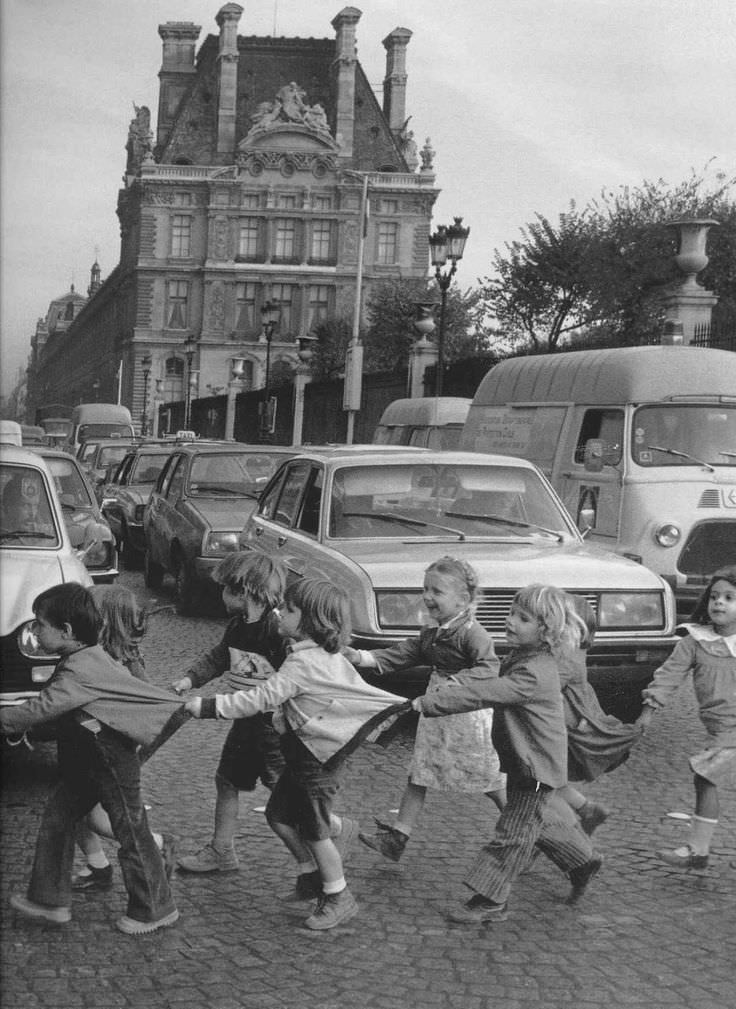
[0,445,94,712]
[101,441,177,567]
[77,437,139,500]
[143,441,299,613]
[238,446,679,718]
[28,446,118,584]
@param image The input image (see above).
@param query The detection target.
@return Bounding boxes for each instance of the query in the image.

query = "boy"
[171,551,359,880]
[0,583,183,935]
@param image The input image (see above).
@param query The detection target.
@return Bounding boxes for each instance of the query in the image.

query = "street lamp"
[428,217,470,397]
[141,353,152,435]
[183,335,196,429]
[259,300,280,441]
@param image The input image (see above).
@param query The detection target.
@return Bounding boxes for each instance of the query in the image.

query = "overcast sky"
[1,0,734,396]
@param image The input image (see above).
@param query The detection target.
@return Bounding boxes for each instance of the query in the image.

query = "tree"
[478,163,736,352]
[307,278,488,381]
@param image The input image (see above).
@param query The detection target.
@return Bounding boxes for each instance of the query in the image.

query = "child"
[345,556,506,861]
[185,577,406,931]
[413,584,602,923]
[635,565,736,869]
[73,585,177,891]
[555,593,643,835]
[171,552,358,876]
[0,583,182,935]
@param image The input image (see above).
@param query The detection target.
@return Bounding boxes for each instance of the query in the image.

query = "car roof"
[1,444,56,471]
[172,441,301,455]
[281,446,538,469]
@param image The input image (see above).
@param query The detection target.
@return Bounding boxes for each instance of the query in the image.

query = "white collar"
[683,624,736,658]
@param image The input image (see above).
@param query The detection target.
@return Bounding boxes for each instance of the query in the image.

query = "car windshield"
[131,454,168,485]
[44,457,95,510]
[0,464,60,545]
[633,405,736,467]
[328,463,572,540]
[188,453,281,496]
[98,446,130,469]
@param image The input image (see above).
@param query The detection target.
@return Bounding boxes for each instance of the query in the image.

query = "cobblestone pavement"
[1,571,734,1009]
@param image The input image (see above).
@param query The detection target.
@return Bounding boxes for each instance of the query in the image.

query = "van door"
[556,407,625,543]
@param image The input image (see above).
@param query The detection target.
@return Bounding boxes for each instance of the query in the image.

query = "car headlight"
[654,523,681,548]
[204,531,240,555]
[596,592,665,630]
[17,622,58,661]
[375,591,425,629]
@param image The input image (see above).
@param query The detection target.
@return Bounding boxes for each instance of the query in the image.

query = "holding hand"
[184,697,203,718]
[171,676,193,695]
[343,645,361,664]
[634,706,655,733]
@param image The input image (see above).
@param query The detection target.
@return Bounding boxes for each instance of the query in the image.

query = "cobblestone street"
[1,571,734,1009]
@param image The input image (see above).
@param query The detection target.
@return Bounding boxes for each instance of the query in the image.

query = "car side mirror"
[583,439,605,473]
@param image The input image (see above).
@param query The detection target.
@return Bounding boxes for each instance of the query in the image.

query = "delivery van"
[373,397,471,449]
[460,345,736,617]
[68,404,135,457]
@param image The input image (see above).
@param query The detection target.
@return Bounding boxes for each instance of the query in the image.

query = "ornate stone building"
[28,4,439,431]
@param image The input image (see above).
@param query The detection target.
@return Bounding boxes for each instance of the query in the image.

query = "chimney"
[215,4,243,155]
[156,22,202,148]
[382,28,412,133]
[331,7,362,160]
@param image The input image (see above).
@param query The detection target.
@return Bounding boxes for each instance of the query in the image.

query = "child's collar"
[286,637,318,654]
[434,607,473,632]
[683,624,736,657]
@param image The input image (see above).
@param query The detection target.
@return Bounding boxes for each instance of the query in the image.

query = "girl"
[414,583,600,923]
[556,593,643,835]
[72,585,176,891]
[345,556,506,861]
[636,565,736,869]
[185,578,406,931]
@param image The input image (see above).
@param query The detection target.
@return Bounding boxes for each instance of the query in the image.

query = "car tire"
[173,549,199,615]
[144,549,164,589]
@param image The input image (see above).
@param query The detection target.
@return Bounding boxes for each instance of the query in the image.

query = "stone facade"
[28,4,439,431]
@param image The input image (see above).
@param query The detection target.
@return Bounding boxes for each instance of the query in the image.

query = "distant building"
[28,3,438,429]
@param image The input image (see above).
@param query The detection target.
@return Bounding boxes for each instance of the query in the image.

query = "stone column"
[408,335,438,398]
[662,218,719,344]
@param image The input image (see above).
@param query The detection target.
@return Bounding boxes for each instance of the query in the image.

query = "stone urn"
[666,218,719,285]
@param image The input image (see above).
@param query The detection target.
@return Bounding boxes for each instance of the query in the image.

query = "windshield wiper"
[647,445,715,473]
[342,511,466,541]
[445,511,564,541]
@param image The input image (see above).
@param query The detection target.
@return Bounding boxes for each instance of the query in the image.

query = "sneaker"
[448,894,508,924]
[332,817,360,863]
[578,801,611,836]
[10,893,71,925]
[358,819,408,862]
[72,864,114,892]
[116,908,179,935]
[281,870,323,904]
[304,887,358,931]
[656,845,709,870]
[567,853,603,905]
[177,842,238,874]
[159,833,178,882]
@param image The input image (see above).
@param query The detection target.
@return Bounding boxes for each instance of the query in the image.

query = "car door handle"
[277,535,287,547]
[254,526,263,537]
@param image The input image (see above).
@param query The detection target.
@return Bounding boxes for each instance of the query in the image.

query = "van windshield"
[78,424,132,441]
[633,405,736,467]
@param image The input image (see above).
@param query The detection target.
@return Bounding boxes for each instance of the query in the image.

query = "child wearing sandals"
[345,556,506,861]
[636,565,736,869]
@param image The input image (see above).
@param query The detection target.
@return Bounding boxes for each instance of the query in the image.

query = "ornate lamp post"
[140,353,152,435]
[259,300,280,441]
[183,334,196,429]
[428,217,470,396]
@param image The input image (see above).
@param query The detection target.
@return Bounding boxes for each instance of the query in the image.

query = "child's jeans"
[27,722,175,923]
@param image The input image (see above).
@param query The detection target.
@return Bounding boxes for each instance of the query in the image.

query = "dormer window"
[64,301,75,320]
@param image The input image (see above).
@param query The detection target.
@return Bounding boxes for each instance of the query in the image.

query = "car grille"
[678,521,736,579]
[474,591,598,635]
